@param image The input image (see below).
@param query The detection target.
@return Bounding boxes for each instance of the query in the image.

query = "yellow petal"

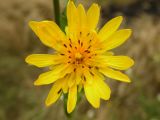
[95,50,114,56]
[104,51,114,56]
[34,71,61,86]
[77,4,87,30]
[102,29,132,51]
[34,64,72,85]
[84,83,100,108]
[75,70,82,84]
[95,55,134,70]
[67,85,77,113]
[61,76,69,93]
[93,74,111,100]
[25,54,59,67]
[68,73,76,88]
[87,3,100,30]
[83,70,93,84]
[98,16,123,41]
[45,80,62,106]
[29,21,65,51]
[67,1,78,32]
[104,56,134,70]
[99,67,131,82]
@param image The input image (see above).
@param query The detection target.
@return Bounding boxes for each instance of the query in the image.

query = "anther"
[90,71,94,76]
[80,32,82,36]
[88,66,92,69]
[69,44,72,48]
[57,89,61,94]
[60,53,65,56]
[74,68,76,72]
[81,42,83,46]
[87,33,90,36]
[88,45,91,49]
[84,76,86,81]
[68,50,71,53]
[78,40,80,44]
[63,44,67,48]
[69,38,72,43]
[95,66,99,70]
[84,50,90,53]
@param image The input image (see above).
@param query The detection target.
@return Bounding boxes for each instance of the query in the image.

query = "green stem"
[53,0,60,26]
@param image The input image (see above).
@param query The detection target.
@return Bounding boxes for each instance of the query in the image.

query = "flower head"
[26,1,134,113]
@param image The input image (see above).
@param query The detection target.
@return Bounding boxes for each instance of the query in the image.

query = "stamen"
[60,53,65,56]
[84,76,86,81]
[84,50,90,53]
[74,68,76,72]
[87,33,90,36]
[68,50,71,53]
[77,61,80,64]
[69,38,72,43]
[81,42,83,46]
[95,66,99,70]
[88,45,91,49]
[63,44,67,48]
[88,66,92,69]
[57,89,61,94]
[69,44,72,48]
[90,71,94,76]
[78,40,80,44]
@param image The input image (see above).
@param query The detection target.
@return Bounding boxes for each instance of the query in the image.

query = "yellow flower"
[25,1,134,113]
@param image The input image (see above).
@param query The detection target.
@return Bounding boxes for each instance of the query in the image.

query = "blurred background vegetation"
[0,0,160,120]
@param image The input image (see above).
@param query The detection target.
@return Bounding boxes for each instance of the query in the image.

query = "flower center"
[61,31,99,68]
[75,52,83,60]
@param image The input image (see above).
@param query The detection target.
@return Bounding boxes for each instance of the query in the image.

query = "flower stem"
[53,0,60,26]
